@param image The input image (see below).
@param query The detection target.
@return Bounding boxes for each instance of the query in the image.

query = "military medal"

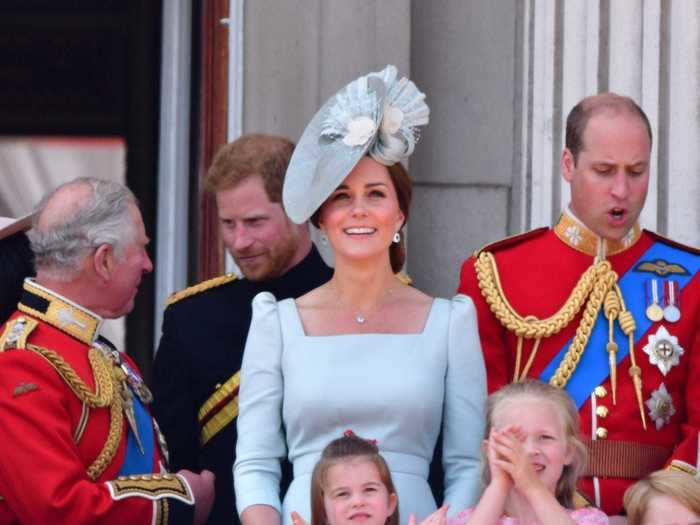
[645,383,676,430]
[93,341,148,454]
[645,279,664,322]
[663,280,681,323]
[642,325,684,376]
[120,361,154,405]
[119,382,145,455]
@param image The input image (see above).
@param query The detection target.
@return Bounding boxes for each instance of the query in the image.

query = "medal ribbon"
[540,241,700,408]
[117,388,156,476]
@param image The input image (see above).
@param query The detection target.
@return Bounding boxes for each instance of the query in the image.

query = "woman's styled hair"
[624,470,700,525]
[311,159,412,274]
[482,380,587,509]
[310,432,399,525]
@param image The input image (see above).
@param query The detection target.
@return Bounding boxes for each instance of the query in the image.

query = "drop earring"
[320,233,328,245]
[393,232,401,243]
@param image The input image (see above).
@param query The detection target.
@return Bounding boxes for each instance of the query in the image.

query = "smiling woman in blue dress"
[234,66,486,525]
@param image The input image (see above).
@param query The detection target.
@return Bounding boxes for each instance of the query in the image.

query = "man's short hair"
[29,177,138,280]
[565,93,653,164]
[204,134,295,203]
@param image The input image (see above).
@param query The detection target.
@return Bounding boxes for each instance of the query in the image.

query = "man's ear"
[561,148,575,183]
[93,244,115,281]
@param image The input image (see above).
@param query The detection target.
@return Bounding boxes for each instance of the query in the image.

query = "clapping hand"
[485,427,513,489]
[489,425,542,493]
[408,505,449,525]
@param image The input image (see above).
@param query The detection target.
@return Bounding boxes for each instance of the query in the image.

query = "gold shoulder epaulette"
[166,274,238,307]
[395,271,413,286]
[0,316,39,351]
[645,229,700,256]
[474,227,549,257]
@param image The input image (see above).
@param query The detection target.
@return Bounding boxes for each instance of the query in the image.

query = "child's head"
[311,432,399,525]
[482,380,587,508]
[624,470,700,525]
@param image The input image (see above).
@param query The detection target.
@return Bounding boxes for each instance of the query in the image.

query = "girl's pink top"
[448,507,609,525]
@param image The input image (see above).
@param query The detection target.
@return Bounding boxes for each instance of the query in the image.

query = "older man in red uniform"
[0,178,214,524]
[459,94,699,517]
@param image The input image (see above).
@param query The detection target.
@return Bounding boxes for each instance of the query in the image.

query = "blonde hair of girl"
[482,380,587,508]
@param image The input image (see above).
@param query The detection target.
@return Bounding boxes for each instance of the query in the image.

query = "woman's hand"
[408,505,449,525]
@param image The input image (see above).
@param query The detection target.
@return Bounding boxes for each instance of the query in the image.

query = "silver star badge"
[645,383,675,430]
[642,325,684,376]
[6,318,27,346]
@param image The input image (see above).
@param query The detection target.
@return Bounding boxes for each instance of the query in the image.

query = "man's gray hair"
[29,177,139,280]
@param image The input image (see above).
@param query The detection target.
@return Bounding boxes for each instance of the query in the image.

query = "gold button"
[129,475,139,480]
[596,427,608,439]
[215,383,222,390]
[163,474,172,480]
[153,474,162,480]
[594,386,608,398]
[596,406,609,418]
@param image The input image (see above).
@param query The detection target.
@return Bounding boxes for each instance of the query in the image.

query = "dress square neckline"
[284,297,441,338]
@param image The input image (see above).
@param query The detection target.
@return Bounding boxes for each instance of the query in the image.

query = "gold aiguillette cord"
[614,285,647,430]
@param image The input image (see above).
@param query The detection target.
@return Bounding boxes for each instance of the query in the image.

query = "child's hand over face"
[491,426,545,494]
[486,428,516,489]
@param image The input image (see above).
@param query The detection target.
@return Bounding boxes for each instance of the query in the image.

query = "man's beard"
[235,234,300,282]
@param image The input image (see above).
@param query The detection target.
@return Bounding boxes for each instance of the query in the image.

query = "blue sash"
[117,390,156,476]
[540,241,699,408]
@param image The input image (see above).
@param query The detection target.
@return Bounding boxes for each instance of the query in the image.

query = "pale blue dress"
[234,292,486,525]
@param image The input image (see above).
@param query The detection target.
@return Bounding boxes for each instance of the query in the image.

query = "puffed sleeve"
[442,294,487,514]
[234,292,287,516]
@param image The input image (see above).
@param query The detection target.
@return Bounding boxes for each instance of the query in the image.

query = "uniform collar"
[18,278,103,344]
[553,208,641,259]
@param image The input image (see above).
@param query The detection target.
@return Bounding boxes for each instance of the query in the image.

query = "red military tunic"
[0,280,196,524]
[458,211,700,515]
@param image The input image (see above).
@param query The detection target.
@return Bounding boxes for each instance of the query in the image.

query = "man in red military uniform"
[0,178,214,524]
[459,94,699,517]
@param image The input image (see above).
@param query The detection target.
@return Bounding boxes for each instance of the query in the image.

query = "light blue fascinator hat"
[282,65,430,224]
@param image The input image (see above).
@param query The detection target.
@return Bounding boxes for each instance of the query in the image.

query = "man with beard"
[152,134,333,525]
